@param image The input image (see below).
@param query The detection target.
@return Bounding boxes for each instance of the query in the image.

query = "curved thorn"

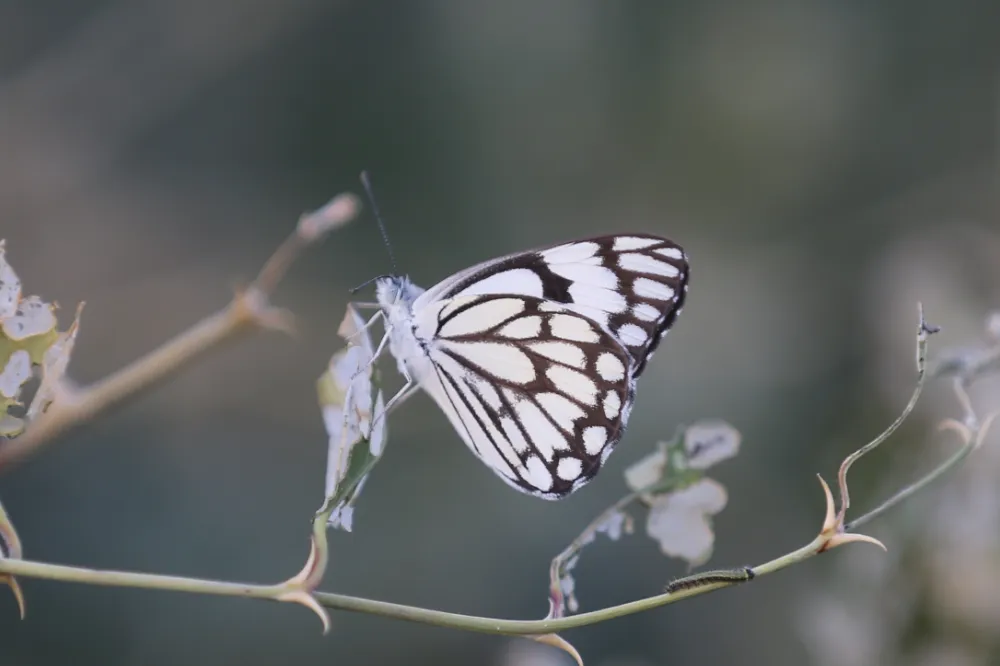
[278,589,331,634]
[1,575,24,619]
[817,474,837,535]
[826,532,887,552]
[530,633,584,666]
[938,418,973,442]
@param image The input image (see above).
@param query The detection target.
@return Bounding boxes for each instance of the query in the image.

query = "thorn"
[530,634,584,666]
[277,589,330,634]
[815,474,887,553]
[938,418,973,443]
[0,575,24,619]
[825,531,887,552]
[817,474,836,536]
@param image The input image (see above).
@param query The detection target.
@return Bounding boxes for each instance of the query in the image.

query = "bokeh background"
[3,1,1000,665]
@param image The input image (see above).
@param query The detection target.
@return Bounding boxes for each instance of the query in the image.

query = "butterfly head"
[375,274,425,311]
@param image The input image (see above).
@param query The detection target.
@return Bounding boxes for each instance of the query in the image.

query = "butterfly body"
[371,234,689,500]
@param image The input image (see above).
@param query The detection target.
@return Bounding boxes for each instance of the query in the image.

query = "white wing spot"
[515,400,568,460]
[596,352,625,382]
[613,236,661,251]
[633,277,676,302]
[498,315,542,339]
[550,263,618,290]
[603,389,621,419]
[654,247,685,260]
[633,302,661,322]
[563,302,611,329]
[500,417,529,453]
[539,301,563,312]
[546,365,598,406]
[550,314,599,343]
[583,426,608,455]
[541,242,599,264]
[537,392,586,433]
[439,297,525,337]
[446,341,535,383]
[524,455,554,491]
[568,281,628,314]
[617,323,649,347]
[556,457,584,481]
[529,341,586,368]
[454,268,544,298]
[619,253,680,278]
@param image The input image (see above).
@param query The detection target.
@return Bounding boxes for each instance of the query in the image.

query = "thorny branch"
[0,193,360,470]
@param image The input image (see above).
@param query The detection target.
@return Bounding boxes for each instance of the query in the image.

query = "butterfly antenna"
[348,273,392,294]
[360,171,398,275]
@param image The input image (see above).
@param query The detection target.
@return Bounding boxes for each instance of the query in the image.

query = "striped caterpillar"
[665,566,755,594]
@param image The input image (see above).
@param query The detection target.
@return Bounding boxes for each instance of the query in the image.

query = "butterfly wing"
[414,234,689,376]
[410,293,635,498]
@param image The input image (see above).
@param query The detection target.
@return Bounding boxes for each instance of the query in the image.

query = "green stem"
[0,558,283,600]
[0,533,827,636]
[845,418,990,532]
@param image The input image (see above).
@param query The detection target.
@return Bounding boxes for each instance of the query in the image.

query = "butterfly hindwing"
[414,234,689,376]
[410,293,636,498]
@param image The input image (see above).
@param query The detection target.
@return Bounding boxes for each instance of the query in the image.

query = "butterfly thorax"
[375,275,433,380]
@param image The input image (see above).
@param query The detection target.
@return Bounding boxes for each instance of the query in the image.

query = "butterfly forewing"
[411,294,636,498]
[415,234,689,376]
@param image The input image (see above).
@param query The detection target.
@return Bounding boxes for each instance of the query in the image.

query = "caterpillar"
[665,566,755,594]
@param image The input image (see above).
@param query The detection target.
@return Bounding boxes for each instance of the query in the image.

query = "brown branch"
[0,193,360,470]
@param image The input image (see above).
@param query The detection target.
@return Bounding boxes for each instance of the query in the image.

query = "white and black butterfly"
[357,234,689,500]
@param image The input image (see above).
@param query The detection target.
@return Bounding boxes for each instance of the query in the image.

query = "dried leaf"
[624,420,740,496]
[0,415,24,437]
[0,242,21,320]
[623,448,669,492]
[1,296,57,342]
[317,305,386,531]
[683,420,741,470]
[25,304,82,422]
[0,351,31,401]
[0,244,81,433]
[646,478,728,567]
[551,422,741,615]
[547,508,633,617]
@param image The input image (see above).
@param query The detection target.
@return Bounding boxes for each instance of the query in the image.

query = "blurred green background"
[3,1,1000,665]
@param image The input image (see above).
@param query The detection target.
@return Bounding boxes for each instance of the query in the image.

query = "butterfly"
[357,234,689,500]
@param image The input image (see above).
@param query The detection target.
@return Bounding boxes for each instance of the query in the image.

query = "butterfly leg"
[344,309,385,345]
[382,377,418,417]
[370,359,419,430]
[342,322,392,396]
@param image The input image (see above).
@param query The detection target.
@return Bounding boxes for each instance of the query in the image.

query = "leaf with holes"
[0,242,80,438]
[317,305,386,531]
